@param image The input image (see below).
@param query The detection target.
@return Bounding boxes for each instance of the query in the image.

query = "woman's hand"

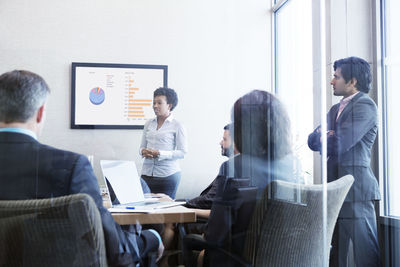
[142,148,160,159]
[144,193,173,201]
[141,148,152,158]
[153,193,173,202]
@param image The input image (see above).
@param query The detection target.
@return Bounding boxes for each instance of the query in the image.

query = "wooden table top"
[111,205,196,225]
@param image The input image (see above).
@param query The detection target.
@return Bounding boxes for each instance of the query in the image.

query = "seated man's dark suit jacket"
[185,157,239,210]
[0,132,158,267]
[185,172,226,210]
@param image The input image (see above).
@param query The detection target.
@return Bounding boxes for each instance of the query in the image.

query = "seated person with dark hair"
[187,90,304,267]
[184,124,238,219]
[0,70,164,266]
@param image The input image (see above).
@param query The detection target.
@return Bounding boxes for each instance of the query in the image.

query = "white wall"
[0,0,272,198]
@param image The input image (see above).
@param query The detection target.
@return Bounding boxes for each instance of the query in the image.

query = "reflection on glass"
[201,90,305,266]
[275,0,314,184]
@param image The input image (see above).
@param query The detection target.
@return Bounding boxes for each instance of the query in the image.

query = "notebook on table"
[100,160,185,212]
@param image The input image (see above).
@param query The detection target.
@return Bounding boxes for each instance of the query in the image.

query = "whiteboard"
[71,62,167,129]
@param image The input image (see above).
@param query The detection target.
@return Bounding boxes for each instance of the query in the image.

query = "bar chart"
[123,75,153,121]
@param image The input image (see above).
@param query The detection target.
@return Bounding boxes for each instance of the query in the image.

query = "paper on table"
[108,207,151,213]
[108,201,186,213]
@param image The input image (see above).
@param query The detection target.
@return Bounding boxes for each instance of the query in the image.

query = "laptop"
[100,160,185,212]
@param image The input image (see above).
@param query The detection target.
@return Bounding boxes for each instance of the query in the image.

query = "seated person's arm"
[190,208,211,219]
[72,155,163,264]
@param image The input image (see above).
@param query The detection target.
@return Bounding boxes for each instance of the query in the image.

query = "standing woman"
[140,87,187,199]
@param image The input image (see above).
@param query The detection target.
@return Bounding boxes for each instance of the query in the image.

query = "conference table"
[110,205,196,225]
[101,188,196,225]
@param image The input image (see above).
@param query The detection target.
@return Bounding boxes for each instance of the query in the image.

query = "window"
[381,0,400,217]
[273,0,314,183]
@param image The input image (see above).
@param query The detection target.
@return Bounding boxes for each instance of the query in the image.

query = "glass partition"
[380,0,400,266]
[2,0,400,266]
[274,0,314,184]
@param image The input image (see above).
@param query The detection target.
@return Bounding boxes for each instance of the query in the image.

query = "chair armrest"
[183,234,252,267]
[183,234,208,251]
[213,246,252,267]
[196,217,208,224]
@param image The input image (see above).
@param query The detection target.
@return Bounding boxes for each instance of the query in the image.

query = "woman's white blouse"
[140,115,187,177]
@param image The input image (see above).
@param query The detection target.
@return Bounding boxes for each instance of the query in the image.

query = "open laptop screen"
[100,160,145,204]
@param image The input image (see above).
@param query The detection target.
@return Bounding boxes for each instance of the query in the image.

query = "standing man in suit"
[308,57,380,266]
[0,70,163,266]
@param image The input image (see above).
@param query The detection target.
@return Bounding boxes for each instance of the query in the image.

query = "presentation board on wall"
[71,62,167,129]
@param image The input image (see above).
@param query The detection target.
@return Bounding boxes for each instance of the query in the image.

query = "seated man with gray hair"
[0,70,163,266]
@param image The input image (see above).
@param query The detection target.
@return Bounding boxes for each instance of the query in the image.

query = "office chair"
[183,175,354,267]
[183,178,258,267]
[0,193,107,267]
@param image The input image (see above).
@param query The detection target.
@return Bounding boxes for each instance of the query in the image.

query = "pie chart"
[89,87,105,105]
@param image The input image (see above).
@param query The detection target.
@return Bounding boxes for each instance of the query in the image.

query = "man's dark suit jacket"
[185,172,226,210]
[308,92,380,202]
[184,151,300,209]
[0,132,159,267]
